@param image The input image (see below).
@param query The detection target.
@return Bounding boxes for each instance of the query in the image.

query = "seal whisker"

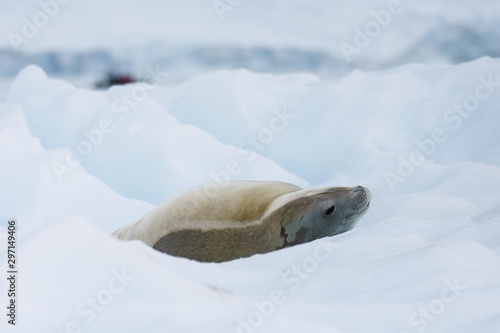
[368,188,384,203]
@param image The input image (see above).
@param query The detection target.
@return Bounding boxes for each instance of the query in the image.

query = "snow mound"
[1,57,500,332]
[4,66,307,205]
[2,215,500,333]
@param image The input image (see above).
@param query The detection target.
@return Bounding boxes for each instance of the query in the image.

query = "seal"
[112,181,371,262]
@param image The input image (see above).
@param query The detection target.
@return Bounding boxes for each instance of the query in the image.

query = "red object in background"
[95,72,137,88]
[111,74,136,85]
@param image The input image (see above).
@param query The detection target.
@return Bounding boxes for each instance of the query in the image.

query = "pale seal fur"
[113,181,371,262]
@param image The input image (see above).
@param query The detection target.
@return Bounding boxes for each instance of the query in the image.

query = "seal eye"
[323,205,336,217]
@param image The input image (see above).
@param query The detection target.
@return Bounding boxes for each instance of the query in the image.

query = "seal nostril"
[353,187,365,199]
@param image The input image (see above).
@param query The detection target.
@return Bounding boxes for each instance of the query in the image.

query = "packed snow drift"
[1,55,500,332]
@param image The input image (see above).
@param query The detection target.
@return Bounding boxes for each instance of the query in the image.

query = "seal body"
[113,181,371,262]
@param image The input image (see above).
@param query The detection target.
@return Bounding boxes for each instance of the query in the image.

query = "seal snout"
[351,186,371,213]
[353,185,370,198]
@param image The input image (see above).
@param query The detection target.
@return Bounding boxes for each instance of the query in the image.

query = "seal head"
[270,185,370,247]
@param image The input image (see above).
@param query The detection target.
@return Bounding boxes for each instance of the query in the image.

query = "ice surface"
[1,0,500,80]
[1,57,500,332]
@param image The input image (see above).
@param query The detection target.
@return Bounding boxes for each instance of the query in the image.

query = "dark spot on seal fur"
[280,225,308,248]
[280,226,289,247]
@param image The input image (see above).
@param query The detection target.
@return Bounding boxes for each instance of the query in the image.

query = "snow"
[1,56,500,332]
[1,1,500,331]
[1,0,500,80]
